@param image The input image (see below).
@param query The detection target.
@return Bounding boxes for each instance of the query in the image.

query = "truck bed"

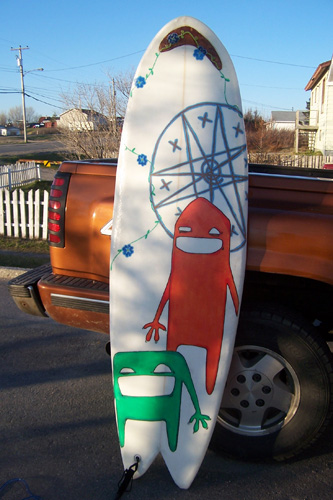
[8,162,333,335]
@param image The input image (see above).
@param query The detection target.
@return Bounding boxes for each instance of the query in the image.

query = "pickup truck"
[8,160,333,462]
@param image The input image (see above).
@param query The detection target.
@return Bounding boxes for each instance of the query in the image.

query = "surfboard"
[110,16,248,489]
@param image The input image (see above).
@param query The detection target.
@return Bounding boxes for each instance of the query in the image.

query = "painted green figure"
[113,351,211,452]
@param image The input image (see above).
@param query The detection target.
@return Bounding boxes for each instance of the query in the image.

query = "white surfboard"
[110,16,248,489]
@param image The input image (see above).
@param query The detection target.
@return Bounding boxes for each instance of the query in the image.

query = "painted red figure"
[144,197,239,394]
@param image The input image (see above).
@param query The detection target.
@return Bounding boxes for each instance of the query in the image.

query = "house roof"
[328,58,333,85]
[271,111,296,122]
[305,60,331,91]
[59,108,105,118]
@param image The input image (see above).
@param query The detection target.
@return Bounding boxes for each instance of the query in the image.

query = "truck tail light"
[48,172,70,247]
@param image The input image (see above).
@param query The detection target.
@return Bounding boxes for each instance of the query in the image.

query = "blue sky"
[1,0,332,120]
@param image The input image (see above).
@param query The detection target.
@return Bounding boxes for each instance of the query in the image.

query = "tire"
[212,303,333,460]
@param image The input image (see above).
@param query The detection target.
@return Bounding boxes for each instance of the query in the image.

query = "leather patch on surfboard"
[159,26,222,70]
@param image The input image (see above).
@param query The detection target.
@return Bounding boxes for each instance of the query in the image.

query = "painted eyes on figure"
[176,226,224,254]
[178,226,222,235]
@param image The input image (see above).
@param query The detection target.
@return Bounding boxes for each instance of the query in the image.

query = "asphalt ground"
[39,167,57,182]
[0,140,67,158]
[1,271,333,500]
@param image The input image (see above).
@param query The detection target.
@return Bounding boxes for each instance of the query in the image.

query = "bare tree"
[59,70,134,159]
[110,69,134,117]
[25,106,38,123]
[7,106,22,126]
[8,105,38,127]
[0,112,7,126]
[244,109,294,153]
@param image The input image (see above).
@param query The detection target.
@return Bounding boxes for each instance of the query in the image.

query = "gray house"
[0,126,21,136]
[269,111,308,131]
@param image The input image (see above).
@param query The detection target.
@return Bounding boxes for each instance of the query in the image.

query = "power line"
[231,54,316,69]
[242,99,292,111]
[39,49,316,74]
[25,86,64,100]
[43,49,145,72]
[241,83,303,90]
[29,71,114,88]
[29,72,93,85]
[24,92,64,110]
[0,66,18,73]
[25,88,64,104]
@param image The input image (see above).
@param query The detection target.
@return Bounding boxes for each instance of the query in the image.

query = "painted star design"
[151,103,248,251]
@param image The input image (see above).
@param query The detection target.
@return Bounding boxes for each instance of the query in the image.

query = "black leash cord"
[114,457,140,499]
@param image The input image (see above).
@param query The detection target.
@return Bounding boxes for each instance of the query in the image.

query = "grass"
[0,151,65,165]
[0,237,49,252]
[1,130,60,142]
[15,180,53,193]
[0,236,50,268]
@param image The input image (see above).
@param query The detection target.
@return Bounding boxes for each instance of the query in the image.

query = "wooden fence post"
[7,167,12,191]
[42,190,49,240]
[34,189,40,239]
[27,190,34,239]
[12,189,19,238]
[20,189,27,239]
[0,189,4,234]
[4,189,12,237]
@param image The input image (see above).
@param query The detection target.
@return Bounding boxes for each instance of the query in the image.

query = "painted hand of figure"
[189,412,211,433]
[143,321,166,342]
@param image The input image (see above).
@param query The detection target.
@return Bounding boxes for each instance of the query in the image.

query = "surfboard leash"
[114,456,140,499]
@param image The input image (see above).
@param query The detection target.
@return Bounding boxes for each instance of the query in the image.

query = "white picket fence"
[0,162,41,190]
[0,188,49,240]
[248,153,333,168]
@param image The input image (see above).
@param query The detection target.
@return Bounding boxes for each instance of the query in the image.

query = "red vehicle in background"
[8,160,333,463]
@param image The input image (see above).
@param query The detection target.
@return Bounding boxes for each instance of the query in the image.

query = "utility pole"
[11,46,29,143]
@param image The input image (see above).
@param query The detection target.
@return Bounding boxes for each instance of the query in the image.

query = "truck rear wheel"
[212,304,333,460]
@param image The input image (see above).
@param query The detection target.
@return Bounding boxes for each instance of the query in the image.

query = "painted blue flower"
[168,32,180,45]
[135,76,146,88]
[137,154,148,166]
[193,46,207,61]
[122,244,134,258]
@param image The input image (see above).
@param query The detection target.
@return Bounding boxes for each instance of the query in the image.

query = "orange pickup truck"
[9,160,333,462]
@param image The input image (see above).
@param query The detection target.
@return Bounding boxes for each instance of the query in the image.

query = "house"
[42,118,59,128]
[37,116,59,128]
[270,111,297,130]
[305,58,333,155]
[58,108,108,131]
[0,126,21,137]
[269,111,309,131]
